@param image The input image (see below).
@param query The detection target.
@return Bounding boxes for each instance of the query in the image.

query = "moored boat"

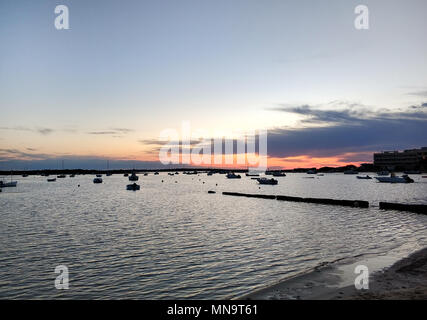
[126,183,140,191]
[226,172,241,179]
[93,177,103,184]
[47,178,56,182]
[375,173,414,183]
[129,172,139,181]
[357,175,372,180]
[0,181,17,187]
[257,177,278,185]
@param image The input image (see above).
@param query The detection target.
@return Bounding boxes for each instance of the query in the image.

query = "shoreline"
[237,246,427,300]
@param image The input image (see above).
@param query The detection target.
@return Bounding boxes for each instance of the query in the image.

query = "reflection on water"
[0,173,426,299]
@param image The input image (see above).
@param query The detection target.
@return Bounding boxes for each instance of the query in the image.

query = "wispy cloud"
[37,128,54,135]
[87,128,134,136]
[0,126,54,135]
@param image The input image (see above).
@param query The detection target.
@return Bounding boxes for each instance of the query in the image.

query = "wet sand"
[239,247,427,300]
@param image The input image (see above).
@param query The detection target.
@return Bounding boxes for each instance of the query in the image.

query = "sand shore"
[239,247,427,300]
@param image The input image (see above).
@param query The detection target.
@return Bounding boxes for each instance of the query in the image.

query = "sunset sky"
[1,0,427,170]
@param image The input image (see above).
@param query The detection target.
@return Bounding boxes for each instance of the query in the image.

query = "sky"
[1,0,427,169]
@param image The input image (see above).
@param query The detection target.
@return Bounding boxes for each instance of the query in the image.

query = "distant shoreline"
[1,167,425,176]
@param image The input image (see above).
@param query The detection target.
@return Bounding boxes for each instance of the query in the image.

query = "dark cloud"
[267,103,427,158]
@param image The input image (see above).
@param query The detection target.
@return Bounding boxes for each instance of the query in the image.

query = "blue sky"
[1,0,427,169]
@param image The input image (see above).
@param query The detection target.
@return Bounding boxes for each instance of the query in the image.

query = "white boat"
[375,173,414,183]
[226,172,241,179]
[257,177,278,185]
[0,180,17,187]
[93,177,103,184]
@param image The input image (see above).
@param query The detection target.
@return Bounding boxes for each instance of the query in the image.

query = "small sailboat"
[57,174,66,178]
[129,172,139,181]
[257,177,278,185]
[93,177,103,184]
[226,172,241,179]
[126,183,140,191]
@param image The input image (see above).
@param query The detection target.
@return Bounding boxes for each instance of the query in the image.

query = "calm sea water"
[1,173,427,299]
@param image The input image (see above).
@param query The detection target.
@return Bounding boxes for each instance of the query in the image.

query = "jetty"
[379,202,427,215]
[222,192,369,208]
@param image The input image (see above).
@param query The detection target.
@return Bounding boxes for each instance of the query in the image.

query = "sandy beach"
[240,247,427,300]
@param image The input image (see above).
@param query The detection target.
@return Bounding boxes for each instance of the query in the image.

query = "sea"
[1,172,426,299]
